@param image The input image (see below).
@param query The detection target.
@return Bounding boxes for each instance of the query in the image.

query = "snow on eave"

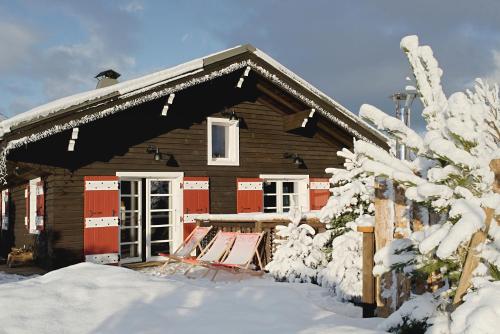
[252,49,388,144]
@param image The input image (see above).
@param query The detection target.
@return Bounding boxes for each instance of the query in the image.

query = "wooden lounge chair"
[182,231,238,276]
[160,226,212,268]
[206,232,265,281]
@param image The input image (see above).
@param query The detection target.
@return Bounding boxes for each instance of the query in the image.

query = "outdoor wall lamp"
[221,108,239,121]
[147,145,162,161]
[283,152,304,166]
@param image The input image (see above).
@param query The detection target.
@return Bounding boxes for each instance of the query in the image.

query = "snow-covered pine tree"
[354,35,500,333]
[265,210,328,283]
[316,147,375,301]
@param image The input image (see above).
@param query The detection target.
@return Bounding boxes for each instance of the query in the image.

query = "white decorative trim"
[85,180,119,191]
[85,217,119,228]
[238,182,263,191]
[310,182,330,190]
[184,181,209,190]
[0,59,374,183]
[259,174,309,180]
[116,171,184,178]
[167,93,175,104]
[71,127,79,140]
[85,253,119,264]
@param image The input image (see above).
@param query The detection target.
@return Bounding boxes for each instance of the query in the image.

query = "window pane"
[121,244,139,259]
[150,211,171,226]
[121,212,140,227]
[151,242,170,256]
[120,197,139,212]
[283,182,295,194]
[120,180,140,196]
[212,124,227,158]
[264,195,277,208]
[263,181,276,193]
[121,227,140,243]
[150,181,170,194]
[264,208,277,213]
[283,194,291,207]
[151,226,170,241]
[150,196,171,210]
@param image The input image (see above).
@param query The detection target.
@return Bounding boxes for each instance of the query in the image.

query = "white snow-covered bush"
[318,230,363,301]
[355,35,500,333]
[315,147,375,301]
[266,214,329,283]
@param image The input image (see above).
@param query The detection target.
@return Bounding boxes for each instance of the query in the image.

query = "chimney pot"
[95,69,121,89]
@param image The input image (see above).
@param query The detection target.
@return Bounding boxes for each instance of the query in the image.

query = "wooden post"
[358,226,376,317]
[393,184,411,307]
[453,159,500,306]
[374,177,395,317]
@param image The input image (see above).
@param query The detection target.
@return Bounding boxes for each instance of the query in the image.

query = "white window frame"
[259,174,310,213]
[207,117,239,166]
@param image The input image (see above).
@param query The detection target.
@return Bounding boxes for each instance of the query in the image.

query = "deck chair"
[160,226,212,269]
[206,232,265,281]
[182,231,237,276]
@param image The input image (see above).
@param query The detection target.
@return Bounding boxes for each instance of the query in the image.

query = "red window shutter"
[83,176,119,264]
[183,177,209,240]
[309,178,330,210]
[1,190,8,231]
[25,184,29,229]
[237,178,263,213]
[36,181,45,231]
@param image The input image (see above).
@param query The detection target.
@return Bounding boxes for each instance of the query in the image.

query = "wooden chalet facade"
[0,44,386,268]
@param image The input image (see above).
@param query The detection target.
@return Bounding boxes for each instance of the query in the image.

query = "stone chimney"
[95,69,121,89]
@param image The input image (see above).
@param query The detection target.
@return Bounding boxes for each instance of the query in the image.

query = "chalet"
[0,44,386,269]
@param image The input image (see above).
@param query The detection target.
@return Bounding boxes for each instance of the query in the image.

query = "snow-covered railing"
[196,215,325,266]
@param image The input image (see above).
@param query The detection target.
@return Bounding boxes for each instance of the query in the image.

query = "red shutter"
[1,190,8,231]
[183,177,209,240]
[83,176,119,264]
[309,178,330,210]
[24,184,29,230]
[35,181,45,231]
[237,178,263,213]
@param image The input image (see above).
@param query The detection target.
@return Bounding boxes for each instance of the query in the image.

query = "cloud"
[0,21,38,72]
[485,50,500,85]
[0,1,141,115]
[121,1,144,13]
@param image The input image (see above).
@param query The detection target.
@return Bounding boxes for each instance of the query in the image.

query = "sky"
[1,0,500,132]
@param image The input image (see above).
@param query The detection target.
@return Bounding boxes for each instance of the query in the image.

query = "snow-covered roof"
[0,44,386,143]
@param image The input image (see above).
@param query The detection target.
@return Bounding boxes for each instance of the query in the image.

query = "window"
[207,117,239,166]
[260,175,310,213]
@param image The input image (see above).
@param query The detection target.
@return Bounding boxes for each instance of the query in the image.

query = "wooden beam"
[283,109,313,131]
[358,226,376,317]
[256,82,303,113]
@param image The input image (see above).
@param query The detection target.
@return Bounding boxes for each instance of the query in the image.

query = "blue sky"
[1,0,500,132]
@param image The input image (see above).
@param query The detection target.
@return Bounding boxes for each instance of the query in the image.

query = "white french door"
[118,172,183,263]
[119,179,142,264]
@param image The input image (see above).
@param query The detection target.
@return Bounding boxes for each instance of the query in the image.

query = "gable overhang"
[0,44,388,182]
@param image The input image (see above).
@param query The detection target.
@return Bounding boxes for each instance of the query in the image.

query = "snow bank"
[0,263,385,334]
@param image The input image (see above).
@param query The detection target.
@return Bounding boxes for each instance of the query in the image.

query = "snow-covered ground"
[0,263,385,334]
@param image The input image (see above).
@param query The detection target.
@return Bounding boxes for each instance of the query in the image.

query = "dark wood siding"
[5,76,354,267]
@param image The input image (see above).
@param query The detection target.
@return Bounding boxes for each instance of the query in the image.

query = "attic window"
[207,117,239,166]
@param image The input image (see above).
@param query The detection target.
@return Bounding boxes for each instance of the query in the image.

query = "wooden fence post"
[374,177,395,318]
[453,159,500,306]
[358,226,376,317]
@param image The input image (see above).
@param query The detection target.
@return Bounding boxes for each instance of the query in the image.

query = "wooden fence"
[359,159,500,318]
[196,218,326,266]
